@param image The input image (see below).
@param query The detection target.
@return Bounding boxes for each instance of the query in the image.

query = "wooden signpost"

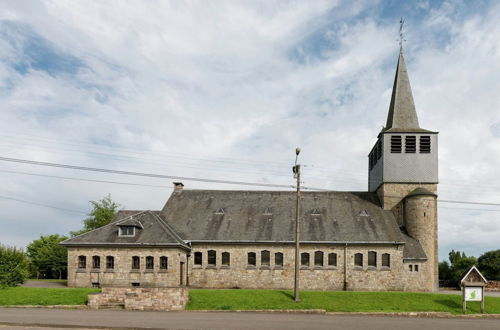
[461,265,488,313]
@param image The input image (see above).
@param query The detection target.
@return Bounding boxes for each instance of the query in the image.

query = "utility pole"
[293,147,301,302]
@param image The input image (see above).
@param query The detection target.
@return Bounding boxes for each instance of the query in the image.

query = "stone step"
[98,302,125,310]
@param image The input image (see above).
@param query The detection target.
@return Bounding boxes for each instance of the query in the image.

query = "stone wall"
[67,247,187,288]
[188,244,432,291]
[88,286,188,311]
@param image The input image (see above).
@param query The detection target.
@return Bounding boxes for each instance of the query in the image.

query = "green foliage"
[70,194,121,237]
[187,290,500,314]
[0,287,99,305]
[478,249,500,280]
[0,245,29,287]
[26,235,68,279]
[438,260,451,280]
[447,250,477,285]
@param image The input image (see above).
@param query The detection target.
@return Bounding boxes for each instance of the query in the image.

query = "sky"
[0,0,499,261]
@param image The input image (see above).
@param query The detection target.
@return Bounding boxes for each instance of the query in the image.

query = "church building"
[61,49,439,292]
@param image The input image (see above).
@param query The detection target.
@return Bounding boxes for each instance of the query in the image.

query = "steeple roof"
[384,50,423,132]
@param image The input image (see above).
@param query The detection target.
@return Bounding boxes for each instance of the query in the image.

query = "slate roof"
[60,210,189,249]
[159,189,426,260]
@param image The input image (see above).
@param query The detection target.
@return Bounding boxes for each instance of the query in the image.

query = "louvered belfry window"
[405,136,416,153]
[391,136,402,153]
[420,136,431,153]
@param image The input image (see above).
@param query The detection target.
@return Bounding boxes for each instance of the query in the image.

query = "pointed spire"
[385,49,420,130]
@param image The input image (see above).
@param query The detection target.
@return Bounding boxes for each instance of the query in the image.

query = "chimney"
[173,182,184,191]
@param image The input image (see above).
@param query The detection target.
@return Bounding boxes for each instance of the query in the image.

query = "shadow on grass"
[277,290,295,301]
[434,298,461,310]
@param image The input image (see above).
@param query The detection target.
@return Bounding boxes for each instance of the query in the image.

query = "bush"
[0,245,29,287]
[478,249,500,281]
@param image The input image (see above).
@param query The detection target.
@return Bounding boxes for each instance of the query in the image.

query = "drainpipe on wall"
[186,241,192,287]
[343,243,348,291]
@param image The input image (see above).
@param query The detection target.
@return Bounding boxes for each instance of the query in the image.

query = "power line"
[1,156,500,207]
[0,195,86,214]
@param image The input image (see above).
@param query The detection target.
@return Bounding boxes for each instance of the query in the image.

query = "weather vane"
[398,17,406,50]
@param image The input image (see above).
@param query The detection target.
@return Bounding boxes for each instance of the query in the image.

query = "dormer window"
[311,209,321,215]
[263,207,273,215]
[119,226,135,237]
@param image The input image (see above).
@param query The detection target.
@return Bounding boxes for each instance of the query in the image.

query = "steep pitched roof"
[159,189,426,259]
[385,50,423,132]
[60,210,189,249]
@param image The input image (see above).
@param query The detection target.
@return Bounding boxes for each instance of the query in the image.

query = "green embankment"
[0,287,99,306]
[187,289,500,314]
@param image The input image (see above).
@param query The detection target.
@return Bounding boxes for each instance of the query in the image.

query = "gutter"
[188,240,404,245]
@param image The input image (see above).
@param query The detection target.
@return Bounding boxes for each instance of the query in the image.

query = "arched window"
[247,252,256,266]
[132,256,140,269]
[382,253,390,268]
[314,251,324,267]
[354,253,363,267]
[368,251,377,267]
[207,250,216,266]
[275,252,283,267]
[78,256,86,269]
[301,252,310,267]
[328,253,337,267]
[92,256,100,269]
[261,250,270,266]
[160,256,168,270]
[194,252,202,265]
[106,256,114,269]
[146,256,154,270]
[222,252,230,266]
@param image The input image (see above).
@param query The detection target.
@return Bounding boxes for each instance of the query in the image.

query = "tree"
[478,249,500,281]
[70,194,121,237]
[439,260,451,280]
[26,234,68,279]
[0,245,29,287]
[447,249,477,285]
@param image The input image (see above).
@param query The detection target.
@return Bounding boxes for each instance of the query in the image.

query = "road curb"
[1,305,88,309]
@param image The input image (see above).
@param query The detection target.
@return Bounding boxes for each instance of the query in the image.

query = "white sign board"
[464,287,482,301]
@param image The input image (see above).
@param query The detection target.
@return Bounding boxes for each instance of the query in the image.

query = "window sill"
[353,266,364,270]
[220,265,230,269]
[193,265,202,269]
[367,266,377,271]
[206,265,216,269]
[300,266,310,270]
[246,266,257,270]
[76,269,87,273]
[144,269,154,273]
[273,266,283,270]
[260,266,271,270]
[130,269,140,273]
[380,267,391,271]
[313,266,324,269]
[90,269,101,273]
[158,270,169,273]
[104,270,115,273]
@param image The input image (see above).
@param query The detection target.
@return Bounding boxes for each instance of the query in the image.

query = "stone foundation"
[88,286,189,311]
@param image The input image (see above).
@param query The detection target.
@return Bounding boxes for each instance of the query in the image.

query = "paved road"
[1,308,499,330]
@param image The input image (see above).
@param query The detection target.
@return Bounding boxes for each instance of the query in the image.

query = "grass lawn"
[187,290,500,315]
[0,287,99,306]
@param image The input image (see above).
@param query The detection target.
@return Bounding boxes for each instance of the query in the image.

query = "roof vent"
[311,209,321,215]
[359,210,369,217]
[215,208,225,215]
[173,182,184,191]
[263,207,273,215]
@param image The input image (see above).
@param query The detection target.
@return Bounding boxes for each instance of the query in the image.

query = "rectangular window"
[275,252,283,267]
[132,256,140,270]
[301,252,310,267]
[354,253,363,267]
[146,256,154,270]
[160,256,168,270]
[420,136,431,153]
[415,264,419,272]
[92,256,100,269]
[382,254,390,268]
[368,251,377,267]
[78,256,86,269]
[314,251,324,267]
[106,256,114,269]
[207,250,216,266]
[247,252,256,266]
[261,250,270,266]
[391,136,402,153]
[405,136,416,153]
[119,226,135,236]
[222,252,230,266]
[194,252,202,266]
[328,253,337,267]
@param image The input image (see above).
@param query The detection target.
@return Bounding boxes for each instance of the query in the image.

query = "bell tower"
[368,48,439,291]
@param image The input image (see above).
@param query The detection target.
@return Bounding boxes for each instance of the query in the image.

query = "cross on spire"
[398,17,406,51]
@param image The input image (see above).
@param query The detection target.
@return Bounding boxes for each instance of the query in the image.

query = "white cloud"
[0,0,498,260]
